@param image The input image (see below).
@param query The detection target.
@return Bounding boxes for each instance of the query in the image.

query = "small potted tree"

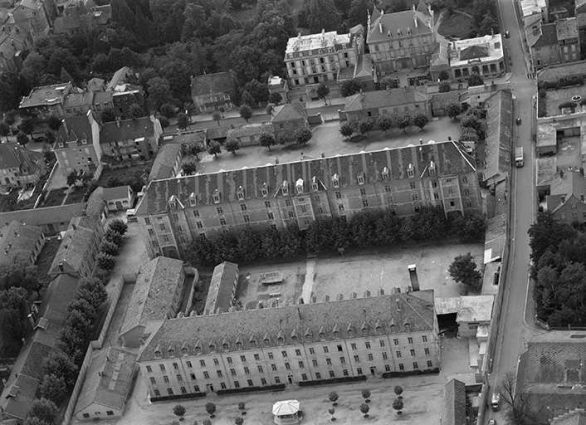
[393,398,404,415]
[360,403,370,418]
[235,417,244,425]
[328,391,339,407]
[362,389,371,403]
[328,407,336,422]
[238,402,246,415]
[173,405,186,421]
[394,385,404,399]
[206,402,216,419]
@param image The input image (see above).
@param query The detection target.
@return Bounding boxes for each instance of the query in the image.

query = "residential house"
[226,123,274,147]
[268,75,289,103]
[74,347,137,420]
[366,6,436,78]
[454,296,494,338]
[531,18,580,69]
[11,0,52,39]
[63,90,95,117]
[545,170,586,224]
[100,116,162,163]
[54,111,101,178]
[135,140,480,258]
[48,215,103,278]
[119,257,189,348]
[343,86,429,123]
[148,143,183,181]
[138,290,440,399]
[483,90,513,186]
[0,220,45,267]
[53,0,111,35]
[520,0,548,49]
[0,143,45,189]
[19,82,73,119]
[556,18,581,63]
[204,261,239,315]
[106,66,134,92]
[0,203,84,235]
[0,26,31,73]
[190,72,236,113]
[102,185,134,212]
[442,379,467,425]
[271,103,309,143]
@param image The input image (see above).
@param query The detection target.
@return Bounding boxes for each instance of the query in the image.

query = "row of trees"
[340,113,430,140]
[96,219,128,277]
[186,207,486,268]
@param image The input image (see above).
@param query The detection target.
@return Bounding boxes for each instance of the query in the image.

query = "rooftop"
[537,60,586,83]
[450,34,504,68]
[533,23,558,48]
[443,379,467,425]
[344,87,427,112]
[0,143,42,173]
[271,103,308,123]
[191,72,236,98]
[546,171,586,212]
[483,90,513,182]
[536,122,556,149]
[556,18,578,41]
[149,143,182,181]
[56,114,93,147]
[63,91,94,109]
[120,257,186,337]
[204,262,239,315]
[285,30,351,56]
[106,66,133,92]
[226,123,274,139]
[139,290,436,361]
[367,8,433,44]
[520,0,547,17]
[0,204,84,229]
[100,117,154,144]
[457,295,494,322]
[0,221,43,267]
[136,140,476,216]
[101,185,130,201]
[542,85,586,117]
[19,82,72,109]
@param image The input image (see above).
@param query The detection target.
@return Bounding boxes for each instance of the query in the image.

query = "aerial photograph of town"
[1,0,586,423]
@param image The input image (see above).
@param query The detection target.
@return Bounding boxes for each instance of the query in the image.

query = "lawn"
[97,163,152,190]
[42,188,66,207]
[64,187,86,205]
[438,11,474,39]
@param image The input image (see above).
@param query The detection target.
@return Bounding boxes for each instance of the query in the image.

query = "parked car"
[504,30,510,38]
[491,393,501,411]
[516,117,522,125]
[488,419,497,425]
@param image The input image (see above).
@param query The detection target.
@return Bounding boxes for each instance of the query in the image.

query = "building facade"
[445,34,505,81]
[271,104,309,143]
[100,116,162,162]
[344,87,430,122]
[19,82,73,119]
[138,290,440,399]
[0,143,45,188]
[55,111,101,177]
[135,141,481,259]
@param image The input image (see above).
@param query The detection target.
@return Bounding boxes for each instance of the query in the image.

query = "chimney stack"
[408,264,420,291]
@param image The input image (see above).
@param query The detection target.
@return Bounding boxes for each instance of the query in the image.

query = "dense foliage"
[528,212,586,327]
[186,208,486,267]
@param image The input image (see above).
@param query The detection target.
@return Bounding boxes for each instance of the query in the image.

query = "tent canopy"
[272,400,300,416]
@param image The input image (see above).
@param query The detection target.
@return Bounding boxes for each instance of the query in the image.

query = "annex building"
[138,290,439,399]
[135,140,480,259]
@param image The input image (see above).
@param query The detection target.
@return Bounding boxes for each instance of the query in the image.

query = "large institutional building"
[135,140,480,259]
[138,290,440,399]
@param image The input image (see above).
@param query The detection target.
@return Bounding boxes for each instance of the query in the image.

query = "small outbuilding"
[272,400,300,425]
[102,185,135,212]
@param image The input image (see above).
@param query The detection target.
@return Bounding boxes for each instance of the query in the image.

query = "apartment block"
[138,290,439,399]
[135,141,480,259]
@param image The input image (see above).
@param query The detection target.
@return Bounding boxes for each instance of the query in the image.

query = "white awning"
[272,400,300,416]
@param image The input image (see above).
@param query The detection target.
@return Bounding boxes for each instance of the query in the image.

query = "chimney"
[408,264,420,291]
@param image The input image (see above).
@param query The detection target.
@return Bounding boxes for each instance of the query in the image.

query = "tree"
[147,77,173,110]
[205,402,216,418]
[101,108,117,123]
[208,141,221,158]
[268,92,282,105]
[39,374,67,404]
[129,103,144,119]
[392,398,404,415]
[461,115,485,139]
[212,111,222,126]
[439,70,450,81]
[500,371,535,425]
[182,159,197,175]
[259,133,276,150]
[359,403,370,418]
[16,132,30,146]
[394,385,404,399]
[24,417,52,425]
[19,118,33,136]
[358,119,374,136]
[100,240,119,256]
[238,401,246,414]
[362,389,371,403]
[294,128,312,145]
[48,116,62,131]
[97,253,116,271]
[340,123,354,139]
[173,405,186,421]
[413,114,429,130]
[104,228,123,246]
[0,122,10,138]
[67,171,79,188]
[449,253,482,293]
[398,115,411,133]
[77,277,107,310]
[340,79,362,97]
[0,72,22,113]
[317,83,330,104]
[225,138,241,155]
[453,212,486,242]
[328,391,339,406]
[177,113,190,130]
[377,116,393,133]
[27,398,58,424]
[67,298,97,324]
[159,116,170,128]
[0,263,41,294]
[468,74,484,87]
[43,351,79,388]
[328,407,336,421]
[239,104,253,123]
[439,81,451,93]
[160,103,176,119]
[446,103,462,120]
[108,219,128,236]
[308,0,341,33]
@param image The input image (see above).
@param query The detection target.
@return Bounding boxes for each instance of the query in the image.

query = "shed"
[102,185,135,212]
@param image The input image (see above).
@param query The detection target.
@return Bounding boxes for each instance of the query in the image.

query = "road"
[488,0,542,422]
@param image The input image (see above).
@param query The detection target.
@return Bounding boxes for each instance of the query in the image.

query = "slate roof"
[74,347,137,414]
[367,8,432,44]
[0,204,84,229]
[0,143,42,174]
[106,67,133,92]
[56,114,93,145]
[100,117,154,144]
[120,257,185,337]
[191,72,235,98]
[204,262,239,315]
[344,87,427,112]
[271,103,308,123]
[139,290,436,361]
[556,18,578,41]
[149,143,182,181]
[552,410,586,425]
[226,123,274,139]
[136,140,476,216]
[460,45,489,61]
[443,379,467,425]
[0,221,43,267]
[534,23,558,48]
[484,90,513,182]
[102,185,130,201]
[546,171,586,212]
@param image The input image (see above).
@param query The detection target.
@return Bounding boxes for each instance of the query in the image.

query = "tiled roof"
[204,262,239,315]
[443,379,467,425]
[39,273,80,330]
[102,185,130,201]
[459,45,489,61]
[484,90,513,182]
[100,117,154,144]
[226,123,273,139]
[271,104,308,123]
[0,221,43,267]
[56,114,93,145]
[344,87,427,112]
[136,140,474,216]
[546,171,586,212]
[0,204,83,229]
[191,72,235,98]
[106,67,133,92]
[534,23,558,48]
[149,143,182,181]
[556,18,578,41]
[367,9,432,44]
[74,347,137,414]
[120,257,185,337]
[139,290,436,361]
[63,91,94,109]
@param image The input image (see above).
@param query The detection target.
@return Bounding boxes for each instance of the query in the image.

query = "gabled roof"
[484,90,513,182]
[0,204,84,229]
[367,8,432,44]
[120,257,185,337]
[0,221,43,267]
[106,67,133,92]
[74,347,137,414]
[226,123,274,139]
[39,273,80,330]
[136,140,476,216]
[204,262,239,315]
[459,44,489,60]
[56,114,93,146]
[149,144,182,181]
[0,143,41,172]
[534,23,558,48]
[139,290,436,361]
[271,103,308,123]
[344,87,427,112]
[102,185,131,201]
[443,379,467,425]
[191,72,235,98]
[100,117,154,144]
[546,171,586,212]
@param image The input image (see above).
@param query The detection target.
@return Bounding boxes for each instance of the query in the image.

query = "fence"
[61,276,125,425]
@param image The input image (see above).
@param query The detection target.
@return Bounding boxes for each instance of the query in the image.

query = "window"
[362,199,369,207]
[288,211,295,218]
[285,362,291,370]
[217,207,223,214]
[282,351,288,358]
[217,370,223,378]
[393,338,399,345]
[365,342,371,349]
[240,204,247,211]
[301,373,308,381]
[177,374,183,382]
[203,372,209,379]
[226,357,232,364]
[337,345,343,352]
[315,372,322,379]
[194,385,200,392]
[167,388,174,395]
[357,367,363,375]
[159,224,166,231]
[275,376,281,384]
[145,218,151,225]
[396,351,402,358]
[258,366,264,373]
[244,367,250,374]
[323,346,329,353]
[271,364,277,371]
[351,343,357,350]
[312,359,318,367]
[298,361,304,368]
[354,355,360,362]
[295,349,301,356]
[286,199,292,207]
[150,377,156,384]
[413,362,419,369]
[106,411,114,416]
[190,373,196,380]
[268,352,274,360]
[193,210,199,218]
[379,340,385,347]
[160,364,166,371]
[335,191,342,199]
[146,366,152,373]
[338,204,344,211]
[357,173,365,185]
[383,352,388,360]
[399,363,404,371]
[247,379,254,387]
[340,356,346,364]
[427,360,433,368]
[309,347,315,355]
[425,348,430,355]
[180,386,187,394]
[200,360,205,367]
[412,193,418,201]
[360,188,366,196]
[254,353,260,361]
[368,353,374,361]
[230,368,236,376]
[234,381,240,388]
[186,361,192,368]
[220,218,227,225]
[410,349,416,357]
[408,337,413,344]
[163,376,169,383]
[267,212,274,220]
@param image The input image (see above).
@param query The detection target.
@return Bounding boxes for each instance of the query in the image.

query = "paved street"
[488,0,544,422]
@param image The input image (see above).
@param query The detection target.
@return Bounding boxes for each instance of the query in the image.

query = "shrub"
[99,240,119,256]
[97,253,116,271]
[108,219,128,236]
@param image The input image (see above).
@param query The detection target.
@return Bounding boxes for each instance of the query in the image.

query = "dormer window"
[282,181,289,196]
[58,142,64,148]
[209,342,216,351]
[407,164,414,178]
[261,183,268,197]
[263,335,270,345]
[332,173,339,188]
[382,167,390,180]
[249,336,256,347]
[311,177,319,191]
[429,161,436,176]
[81,138,87,145]
[404,322,411,332]
[361,322,368,335]
[154,350,162,358]
[194,343,202,354]
[189,193,197,207]
[236,341,242,350]
[296,178,304,194]
[237,186,245,201]
[168,347,175,356]
[304,328,312,340]
[357,172,365,185]
[213,190,221,204]
[277,336,284,345]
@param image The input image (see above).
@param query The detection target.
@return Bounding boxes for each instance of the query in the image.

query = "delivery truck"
[515,146,524,168]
